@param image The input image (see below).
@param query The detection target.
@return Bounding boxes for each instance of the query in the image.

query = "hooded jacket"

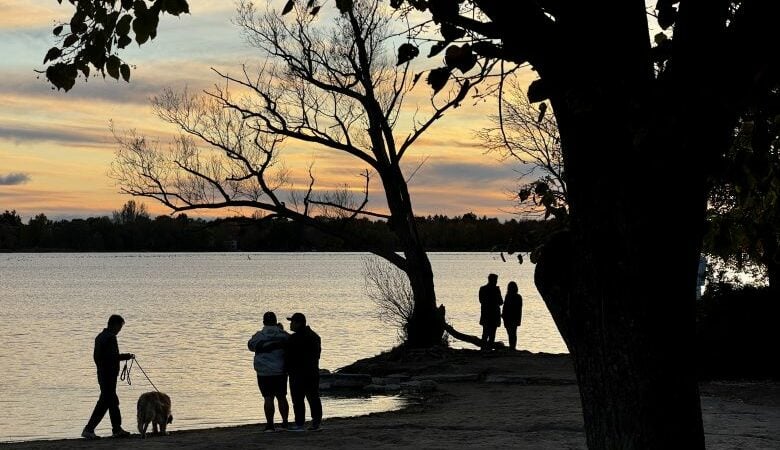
[248,325,289,376]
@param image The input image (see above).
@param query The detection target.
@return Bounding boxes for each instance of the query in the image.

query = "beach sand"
[3,348,778,449]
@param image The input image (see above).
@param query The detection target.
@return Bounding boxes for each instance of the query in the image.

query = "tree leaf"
[440,23,465,42]
[163,0,190,15]
[63,33,79,48]
[426,67,450,94]
[120,63,131,82]
[116,15,132,36]
[282,0,295,15]
[336,0,353,13]
[445,44,476,73]
[411,72,422,88]
[536,102,548,124]
[428,41,447,58]
[43,47,62,64]
[133,17,150,44]
[117,34,133,49]
[53,25,63,36]
[527,78,550,103]
[106,55,121,79]
[397,43,419,66]
[310,6,321,15]
[657,1,677,30]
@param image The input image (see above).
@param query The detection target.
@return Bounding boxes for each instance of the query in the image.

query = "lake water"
[0,252,566,442]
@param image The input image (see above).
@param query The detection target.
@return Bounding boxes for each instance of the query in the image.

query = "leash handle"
[120,358,134,386]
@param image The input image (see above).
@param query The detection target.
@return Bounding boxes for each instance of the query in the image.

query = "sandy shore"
[2,349,778,449]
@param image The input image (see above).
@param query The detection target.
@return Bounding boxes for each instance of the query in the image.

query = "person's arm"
[248,332,263,352]
[255,340,285,353]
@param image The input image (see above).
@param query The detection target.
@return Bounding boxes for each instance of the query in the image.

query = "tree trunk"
[383,166,444,348]
[531,82,734,447]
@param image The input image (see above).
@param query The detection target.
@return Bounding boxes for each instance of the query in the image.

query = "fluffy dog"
[136,391,173,438]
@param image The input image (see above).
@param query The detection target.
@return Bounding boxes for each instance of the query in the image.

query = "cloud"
[412,161,518,186]
[0,172,30,185]
[0,124,99,145]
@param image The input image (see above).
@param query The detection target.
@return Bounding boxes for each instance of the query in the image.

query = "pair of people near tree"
[248,311,322,432]
[479,273,523,350]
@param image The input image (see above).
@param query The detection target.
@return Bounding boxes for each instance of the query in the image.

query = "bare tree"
[110,0,486,347]
[476,75,567,220]
[362,256,414,342]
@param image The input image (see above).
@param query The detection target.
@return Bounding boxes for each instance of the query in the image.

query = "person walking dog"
[82,314,134,439]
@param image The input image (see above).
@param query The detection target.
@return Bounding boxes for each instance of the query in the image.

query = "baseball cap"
[286,312,306,323]
[263,311,277,325]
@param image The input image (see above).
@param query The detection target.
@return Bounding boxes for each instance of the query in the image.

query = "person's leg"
[277,374,289,427]
[263,396,275,426]
[84,390,109,432]
[506,325,517,349]
[257,375,276,429]
[487,326,496,346]
[289,375,306,428]
[481,326,490,350]
[103,381,123,433]
[306,373,322,429]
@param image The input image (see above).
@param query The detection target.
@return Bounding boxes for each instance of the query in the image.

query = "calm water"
[0,252,566,442]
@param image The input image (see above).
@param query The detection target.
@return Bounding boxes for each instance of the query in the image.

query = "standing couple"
[479,273,523,351]
[248,311,322,432]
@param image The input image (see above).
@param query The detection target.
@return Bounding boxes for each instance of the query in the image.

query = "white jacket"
[248,325,289,376]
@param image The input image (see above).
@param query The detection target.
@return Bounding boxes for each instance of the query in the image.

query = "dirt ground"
[3,349,778,449]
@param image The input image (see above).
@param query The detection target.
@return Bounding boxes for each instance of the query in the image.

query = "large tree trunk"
[521,0,748,444]
[532,80,735,447]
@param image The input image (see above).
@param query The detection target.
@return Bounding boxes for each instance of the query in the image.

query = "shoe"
[264,425,275,433]
[81,430,100,440]
[307,425,322,432]
[111,429,131,438]
[287,425,305,432]
[280,422,288,431]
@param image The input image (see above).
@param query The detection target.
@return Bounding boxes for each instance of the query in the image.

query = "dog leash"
[121,357,161,393]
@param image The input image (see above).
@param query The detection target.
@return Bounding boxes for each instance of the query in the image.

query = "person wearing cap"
[285,312,322,431]
[479,273,503,351]
[248,311,290,432]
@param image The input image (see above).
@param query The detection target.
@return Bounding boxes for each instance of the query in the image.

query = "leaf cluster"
[43,0,190,91]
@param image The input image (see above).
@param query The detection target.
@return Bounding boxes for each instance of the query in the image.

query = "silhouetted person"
[502,281,523,350]
[479,273,503,350]
[82,314,134,439]
[285,312,322,431]
[248,311,290,432]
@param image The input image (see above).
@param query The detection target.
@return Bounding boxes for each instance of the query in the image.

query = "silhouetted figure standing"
[285,312,322,431]
[479,273,503,350]
[502,281,524,350]
[82,314,134,439]
[248,311,290,432]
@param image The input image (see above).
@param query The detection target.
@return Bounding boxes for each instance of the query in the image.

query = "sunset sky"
[0,1,534,222]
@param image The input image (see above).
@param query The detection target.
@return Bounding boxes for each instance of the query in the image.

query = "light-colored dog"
[136,391,173,438]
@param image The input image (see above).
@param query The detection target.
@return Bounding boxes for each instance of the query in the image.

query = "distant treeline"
[0,209,559,252]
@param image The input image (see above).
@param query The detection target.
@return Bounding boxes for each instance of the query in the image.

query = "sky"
[0,0,534,222]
